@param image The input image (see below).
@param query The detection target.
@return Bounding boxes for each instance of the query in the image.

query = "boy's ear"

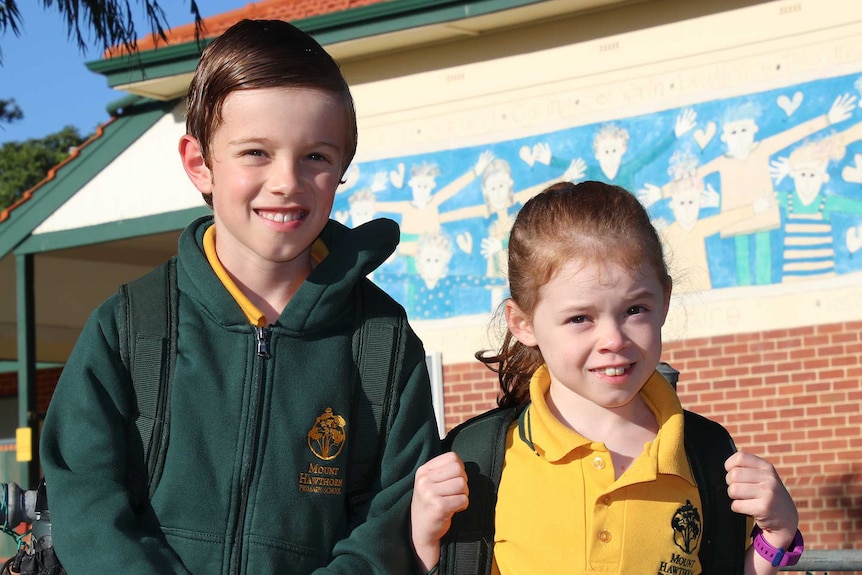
[505,299,537,347]
[178,135,213,195]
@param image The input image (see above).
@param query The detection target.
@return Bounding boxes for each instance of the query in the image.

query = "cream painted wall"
[344,0,862,363]
[34,102,200,235]
[0,254,164,362]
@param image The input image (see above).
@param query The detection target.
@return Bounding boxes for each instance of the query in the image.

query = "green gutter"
[16,207,208,255]
[87,0,550,89]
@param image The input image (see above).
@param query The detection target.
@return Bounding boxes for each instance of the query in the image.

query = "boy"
[40,19,440,574]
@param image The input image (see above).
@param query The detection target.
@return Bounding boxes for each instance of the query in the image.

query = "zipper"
[231,326,270,574]
[256,325,271,359]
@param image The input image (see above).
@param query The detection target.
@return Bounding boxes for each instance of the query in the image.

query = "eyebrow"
[227,137,342,151]
[625,286,663,302]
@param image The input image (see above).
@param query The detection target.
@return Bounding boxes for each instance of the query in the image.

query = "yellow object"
[492,368,703,574]
[15,427,32,462]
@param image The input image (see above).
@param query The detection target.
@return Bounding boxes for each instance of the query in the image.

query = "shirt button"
[598,530,612,543]
[593,456,605,469]
[601,495,611,506]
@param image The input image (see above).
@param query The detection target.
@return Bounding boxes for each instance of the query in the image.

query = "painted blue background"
[334,71,862,320]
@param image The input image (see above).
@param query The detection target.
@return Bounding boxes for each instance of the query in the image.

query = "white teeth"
[603,366,626,376]
[260,211,304,223]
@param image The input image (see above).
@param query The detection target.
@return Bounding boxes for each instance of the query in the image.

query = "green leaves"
[0,99,22,123]
[0,125,85,210]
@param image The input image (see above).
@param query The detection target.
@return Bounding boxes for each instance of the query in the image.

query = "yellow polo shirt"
[492,366,704,575]
[202,225,328,326]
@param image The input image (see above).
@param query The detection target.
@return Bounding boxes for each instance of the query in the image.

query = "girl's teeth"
[603,367,626,376]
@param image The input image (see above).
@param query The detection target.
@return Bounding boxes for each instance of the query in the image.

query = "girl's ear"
[178,135,213,195]
[505,299,538,347]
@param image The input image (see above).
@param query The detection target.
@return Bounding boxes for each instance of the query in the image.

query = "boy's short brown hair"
[185,19,358,204]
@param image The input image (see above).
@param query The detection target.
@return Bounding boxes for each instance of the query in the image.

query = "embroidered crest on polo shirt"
[298,408,347,496]
[655,500,702,574]
[671,499,702,554]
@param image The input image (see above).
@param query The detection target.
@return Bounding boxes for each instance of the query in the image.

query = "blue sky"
[0,1,244,145]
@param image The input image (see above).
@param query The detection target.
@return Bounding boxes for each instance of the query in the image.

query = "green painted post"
[15,253,37,489]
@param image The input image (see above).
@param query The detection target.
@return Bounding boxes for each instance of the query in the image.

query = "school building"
[0,0,860,560]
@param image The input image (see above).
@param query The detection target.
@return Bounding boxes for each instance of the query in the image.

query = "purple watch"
[751,526,804,567]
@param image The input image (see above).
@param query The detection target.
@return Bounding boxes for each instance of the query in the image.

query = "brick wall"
[0,368,63,414]
[441,320,862,552]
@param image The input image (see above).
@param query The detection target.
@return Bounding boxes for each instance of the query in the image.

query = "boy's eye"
[626,305,646,315]
[569,316,587,324]
[307,152,329,162]
[242,149,266,158]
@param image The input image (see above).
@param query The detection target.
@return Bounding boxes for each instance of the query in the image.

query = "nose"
[267,160,301,195]
[597,320,629,353]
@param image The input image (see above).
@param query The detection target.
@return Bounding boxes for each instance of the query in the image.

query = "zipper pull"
[256,326,271,359]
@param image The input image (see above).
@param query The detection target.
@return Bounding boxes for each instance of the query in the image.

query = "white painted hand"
[480,236,504,258]
[675,107,697,138]
[827,93,857,125]
[701,183,721,209]
[769,157,791,185]
[533,142,552,166]
[563,157,587,182]
[474,150,495,177]
[637,183,663,208]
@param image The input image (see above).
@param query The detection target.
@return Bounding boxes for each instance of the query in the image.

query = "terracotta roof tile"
[126,0,391,54]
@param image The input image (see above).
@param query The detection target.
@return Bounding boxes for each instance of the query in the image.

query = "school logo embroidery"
[298,408,346,496]
[657,501,701,574]
[671,500,702,554]
[307,407,347,461]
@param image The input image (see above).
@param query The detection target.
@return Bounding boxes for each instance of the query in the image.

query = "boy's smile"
[182,86,348,281]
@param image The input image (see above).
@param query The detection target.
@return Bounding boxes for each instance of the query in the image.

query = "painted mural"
[334,70,862,320]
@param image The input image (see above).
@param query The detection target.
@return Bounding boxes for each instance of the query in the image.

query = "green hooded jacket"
[40,216,441,574]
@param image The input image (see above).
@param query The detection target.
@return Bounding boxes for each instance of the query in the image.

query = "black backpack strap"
[346,280,406,521]
[683,410,747,575]
[439,404,526,575]
[117,257,179,501]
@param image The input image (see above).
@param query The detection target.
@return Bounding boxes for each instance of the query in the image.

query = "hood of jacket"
[177,215,400,335]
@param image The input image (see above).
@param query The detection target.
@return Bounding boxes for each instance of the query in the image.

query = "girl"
[410,181,801,575]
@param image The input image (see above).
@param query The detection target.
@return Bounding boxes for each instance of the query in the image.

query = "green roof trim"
[0,100,174,260]
[16,207,209,255]
[88,0,549,88]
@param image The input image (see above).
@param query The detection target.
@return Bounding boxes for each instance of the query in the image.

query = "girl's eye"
[307,152,328,162]
[627,305,646,316]
[569,316,587,324]
[242,149,266,158]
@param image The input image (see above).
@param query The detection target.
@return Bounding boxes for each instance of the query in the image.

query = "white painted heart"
[847,225,862,254]
[456,231,473,254]
[693,121,717,150]
[841,154,862,184]
[777,91,804,116]
[519,145,535,167]
[389,162,405,189]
